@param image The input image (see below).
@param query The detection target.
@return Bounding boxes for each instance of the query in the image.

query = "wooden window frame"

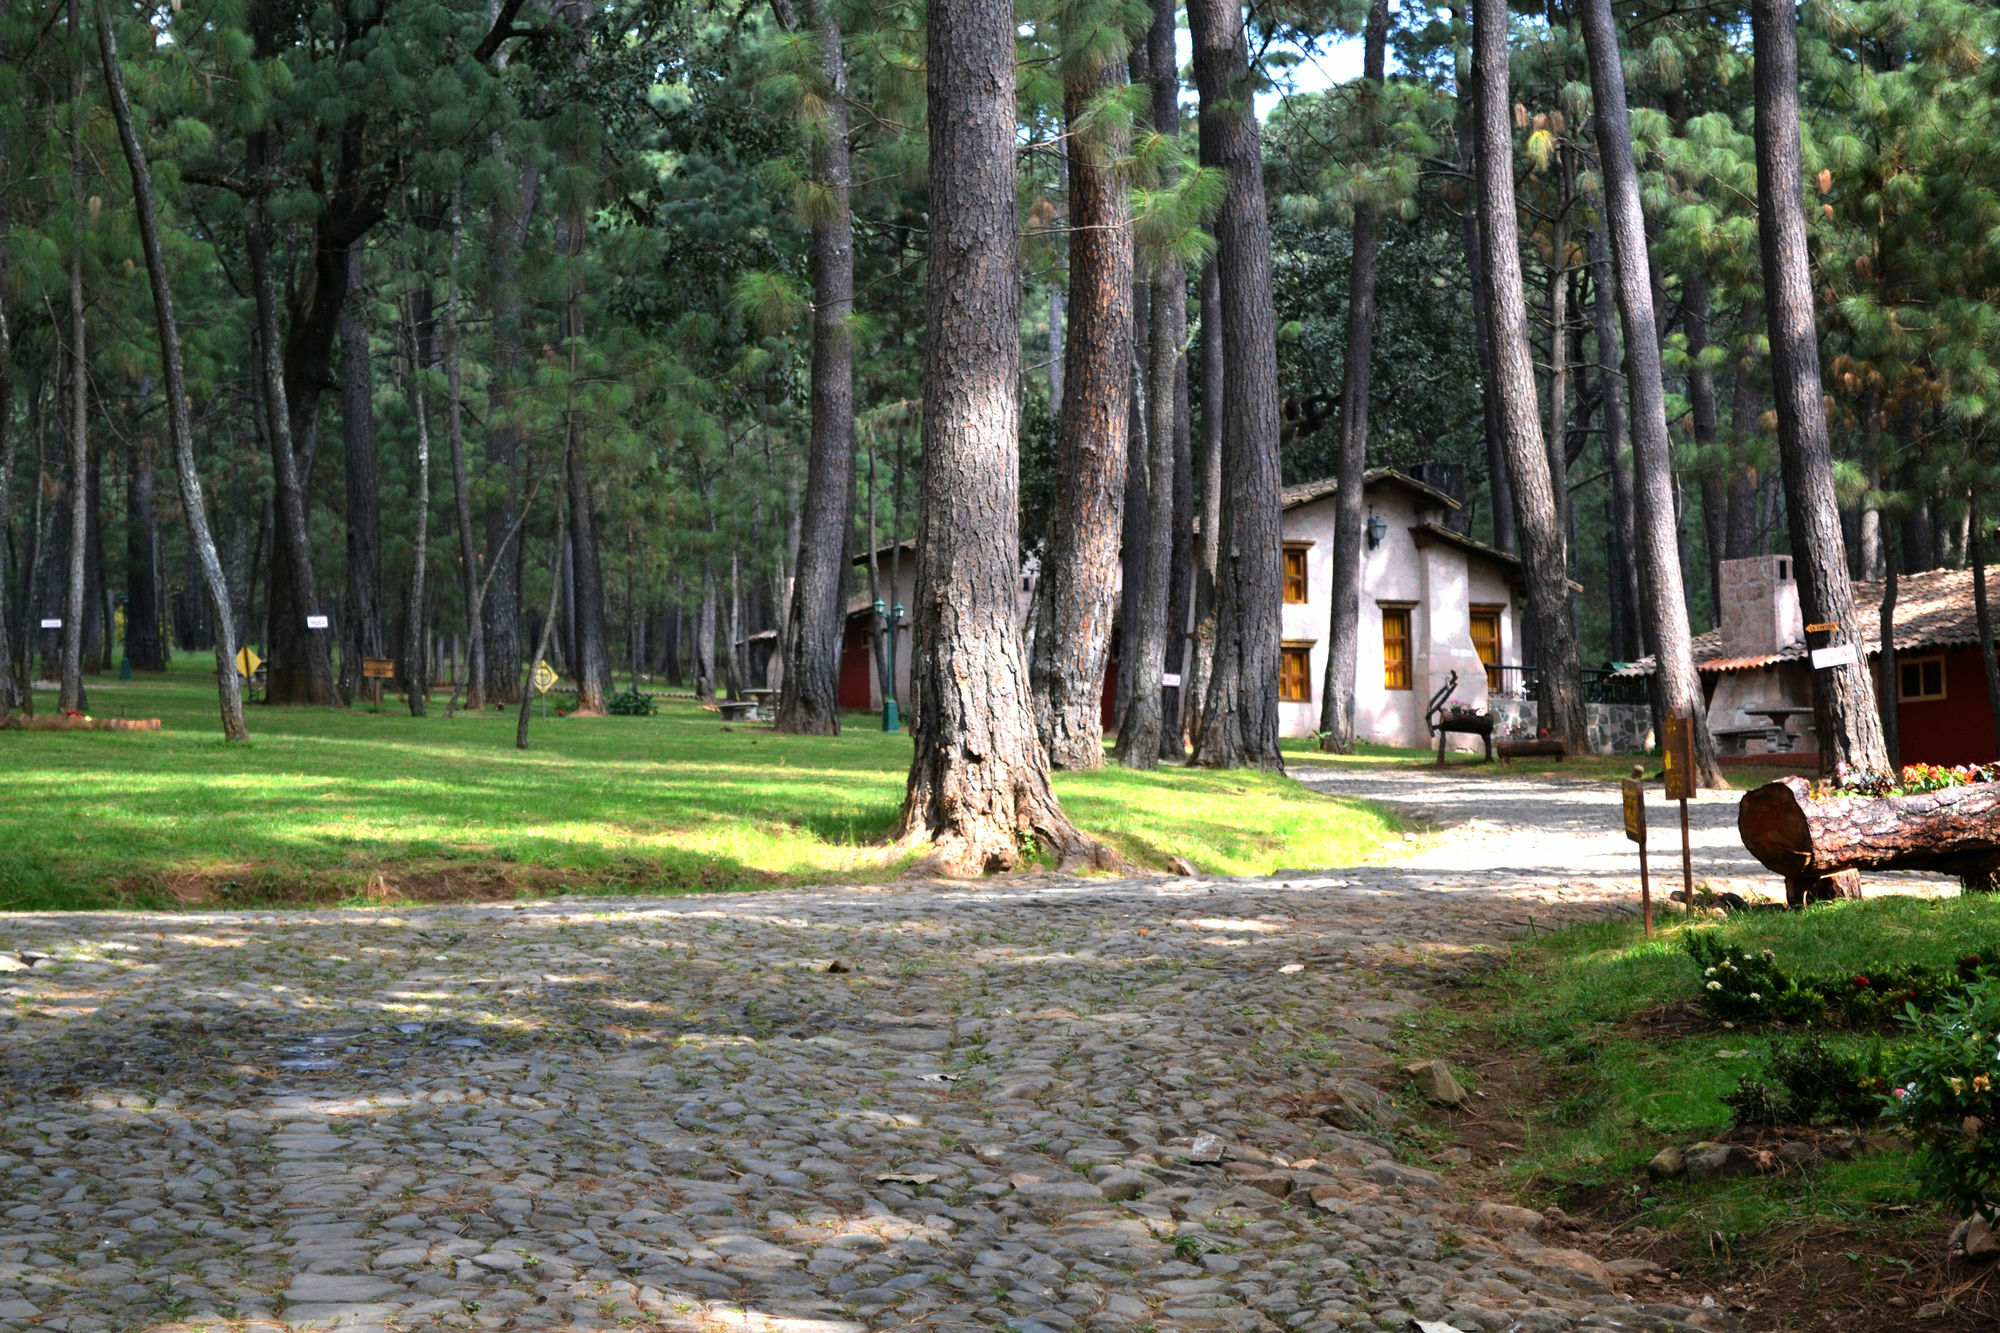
[1282,544,1311,605]
[1469,604,1503,692]
[1279,640,1314,703]
[1898,653,1947,702]
[1379,603,1414,692]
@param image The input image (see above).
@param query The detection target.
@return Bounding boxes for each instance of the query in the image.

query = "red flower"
[1853,975,1870,987]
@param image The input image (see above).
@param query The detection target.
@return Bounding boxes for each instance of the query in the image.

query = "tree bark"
[483,165,537,706]
[894,0,1112,876]
[1473,0,1587,752]
[338,239,383,704]
[403,294,432,717]
[776,0,856,737]
[1972,489,2000,760]
[1579,0,1724,787]
[559,255,611,715]
[0,229,17,713]
[124,432,166,670]
[1029,31,1132,771]
[517,492,567,750]
[1457,90,1513,554]
[1750,0,1890,779]
[1318,0,1388,754]
[1685,276,1725,622]
[1185,260,1225,748]
[60,0,88,716]
[1188,0,1285,771]
[1880,522,1899,769]
[440,182,484,713]
[97,0,247,738]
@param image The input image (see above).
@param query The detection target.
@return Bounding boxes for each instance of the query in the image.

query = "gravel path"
[0,772,1773,1333]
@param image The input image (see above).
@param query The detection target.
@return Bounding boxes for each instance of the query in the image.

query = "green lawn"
[1,662,1400,910]
[1413,897,2000,1254]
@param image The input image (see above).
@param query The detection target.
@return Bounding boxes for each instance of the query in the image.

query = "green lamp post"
[875,599,905,732]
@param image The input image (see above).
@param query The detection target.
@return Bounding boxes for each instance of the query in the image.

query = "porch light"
[1365,513,1387,549]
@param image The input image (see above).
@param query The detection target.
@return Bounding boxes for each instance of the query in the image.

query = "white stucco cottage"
[1274,470,1527,746]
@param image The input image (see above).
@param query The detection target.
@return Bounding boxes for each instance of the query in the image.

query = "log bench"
[1738,775,2000,907]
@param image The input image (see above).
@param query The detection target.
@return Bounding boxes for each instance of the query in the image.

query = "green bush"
[1686,930,2000,1028]
[606,688,658,717]
[1724,1034,1894,1127]
[1888,976,2000,1223]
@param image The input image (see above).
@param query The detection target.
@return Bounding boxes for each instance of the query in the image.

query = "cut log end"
[1738,776,1815,878]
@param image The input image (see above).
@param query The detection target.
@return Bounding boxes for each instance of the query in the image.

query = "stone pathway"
[0,771,1782,1333]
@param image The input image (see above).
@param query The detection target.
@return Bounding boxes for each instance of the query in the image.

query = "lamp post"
[874,599,905,732]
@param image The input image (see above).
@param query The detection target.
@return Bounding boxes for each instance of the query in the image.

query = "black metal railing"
[1487,664,1652,707]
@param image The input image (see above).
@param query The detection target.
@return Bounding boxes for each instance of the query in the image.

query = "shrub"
[1724,1034,1893,1127]
[1888,976,2000,1223]
[1686,934,1787,1020]
[1686,931,2000,1028]
[607,688,658,717]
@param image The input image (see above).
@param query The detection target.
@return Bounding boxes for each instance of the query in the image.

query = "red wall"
[1895,645,1999,767]
[838,619,874,711]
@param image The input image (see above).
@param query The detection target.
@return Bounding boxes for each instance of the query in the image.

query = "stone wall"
[1490,699,1654,756]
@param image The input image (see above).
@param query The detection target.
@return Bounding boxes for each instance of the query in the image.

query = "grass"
[1280,735,1814,789]
[0,661,1402,911]
[1414,896,2000,1256]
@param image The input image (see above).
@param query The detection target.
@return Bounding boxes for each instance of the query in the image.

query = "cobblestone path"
[0,773,1751,1333]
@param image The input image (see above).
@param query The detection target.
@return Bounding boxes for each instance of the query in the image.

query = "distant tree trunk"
[435,185,483,713]
[1473,0,1586,752]
[1973,490,2000,760]
[0,254,17,713]
[483,165,537,707]
[1184,260,1225,746]
[696,563,717,700]
[1116,0,1190,769]
[1162,317,1195,757]
[1029,32,1132,771]
[1686,278,1727,621]
[517,493,567,750]
[1750,0,1890,779]
[894,0,1111,875]
[97,1,247,738]
[555,81,611,715]
[1188,0,1285,771]
[124,435,166,670]
[1457,89,1513,554]
[403,294,432,718]
[338,239,383,704]
[1588,226,1641,663]
[1318,0,1387,755]
[1726,357,1763,559]
[776,0,856,737]
[1580,0,1724,787]
[1880,523,1900,769]
[60,0,88,716]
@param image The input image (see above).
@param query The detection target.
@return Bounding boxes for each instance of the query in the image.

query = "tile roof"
[1612,567,1995,676]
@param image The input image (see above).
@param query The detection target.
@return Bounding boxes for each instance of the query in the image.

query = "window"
[1470,607,1502,691]
[1382,607,1412,691]
[1899,654,1946,702]
[1283,546,1309,604]
[1280,644,1312,702]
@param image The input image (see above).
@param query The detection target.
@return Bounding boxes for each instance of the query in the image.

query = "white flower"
[1744,954,1755,962]
[1750,993,1761,1001]
[1707,981,1723,991]
[1705,967,1717,977]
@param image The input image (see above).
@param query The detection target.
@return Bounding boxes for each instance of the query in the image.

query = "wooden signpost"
[361,658,396,680]
[1661,714,1696,919]
[1622,778,1651,935]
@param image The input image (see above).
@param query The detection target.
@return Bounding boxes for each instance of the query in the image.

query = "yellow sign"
[1621,778,1646,844]
[1662,715,1695,801]
[531,661,559,695]
[234,646,262,678]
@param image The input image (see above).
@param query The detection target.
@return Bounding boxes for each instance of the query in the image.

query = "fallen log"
[1497,738,1567,761]
[0,715,162,732]
[1738,775,2000,906]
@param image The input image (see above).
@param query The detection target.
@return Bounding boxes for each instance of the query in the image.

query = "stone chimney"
[1717,555,1804,657]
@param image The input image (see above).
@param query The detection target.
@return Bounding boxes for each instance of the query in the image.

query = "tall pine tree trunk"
[895,0,1110,875]
[1589,226,1641,663]
[1030,15,1132,771]
[1318,0,1387,754]
[442,183,485,712]
[1184,260,1224,745]
[124,435,166,670]
[1188,0,1284,771]
[1580,0,1723,786]
[339,239,384,704]
[1880,523,1899,769]
[484,164,537,706]
[59,0,88,716]
[1750,0,1889,778]
[776,0,856,736]
[0,210,19,713]
[403,293,432,718]
[97,0,246,738]
[1457,89,1514,554]
[1473,0,1586,751]
[1972,490,2000,760]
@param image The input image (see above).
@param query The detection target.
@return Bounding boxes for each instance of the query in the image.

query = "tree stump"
[1738,776,2000,907]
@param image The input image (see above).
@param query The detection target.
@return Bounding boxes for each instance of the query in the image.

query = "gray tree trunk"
[1750,0,1890,779]
[1473,0,1586,752]
[894,0,1110,875]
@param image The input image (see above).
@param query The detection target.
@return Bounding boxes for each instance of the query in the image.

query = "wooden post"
[1622,777,1650,935]
[1662,714,1696,917]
